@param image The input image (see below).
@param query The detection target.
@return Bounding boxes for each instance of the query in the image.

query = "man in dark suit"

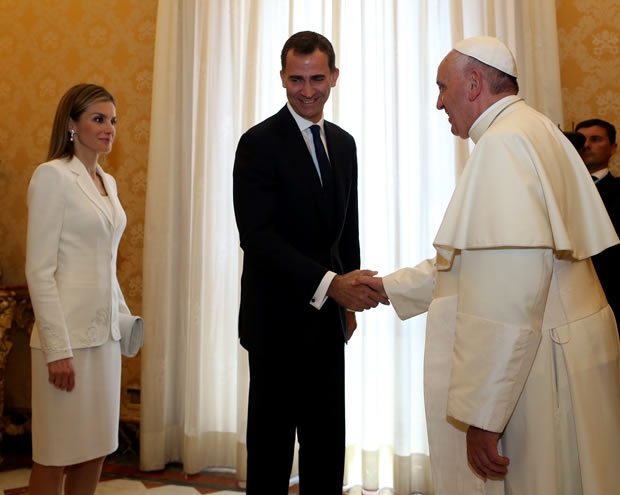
[576,119,620,326]
[233,31,386,495]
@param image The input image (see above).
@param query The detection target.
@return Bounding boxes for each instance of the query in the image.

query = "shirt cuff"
[310,271,337,309]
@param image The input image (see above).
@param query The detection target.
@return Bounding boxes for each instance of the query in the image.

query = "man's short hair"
[281,31,337,73]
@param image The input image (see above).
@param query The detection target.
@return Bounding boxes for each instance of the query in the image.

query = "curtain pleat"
[140,0,242,475]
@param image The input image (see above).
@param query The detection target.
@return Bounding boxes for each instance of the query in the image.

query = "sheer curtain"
[140,0,562,493]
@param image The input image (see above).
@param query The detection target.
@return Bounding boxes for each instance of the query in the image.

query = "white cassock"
[385,96,620,495]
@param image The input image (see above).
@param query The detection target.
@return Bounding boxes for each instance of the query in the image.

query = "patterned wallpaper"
[0,0,616,420]
[557,0,620,175]
[0,0,157,420]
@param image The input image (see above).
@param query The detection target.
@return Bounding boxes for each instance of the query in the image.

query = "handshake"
[327,269,390,313]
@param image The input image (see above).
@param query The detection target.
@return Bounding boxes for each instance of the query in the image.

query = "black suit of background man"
[233,31,385,495]
[576,119,620,328]
[591,172,620,322]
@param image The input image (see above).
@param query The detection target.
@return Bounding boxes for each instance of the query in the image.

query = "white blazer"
[26,157,129,363]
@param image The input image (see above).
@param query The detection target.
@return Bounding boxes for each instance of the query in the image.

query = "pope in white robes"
[359,36,620,494]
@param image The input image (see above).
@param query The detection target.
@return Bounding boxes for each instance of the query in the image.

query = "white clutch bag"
[118,314,144,357]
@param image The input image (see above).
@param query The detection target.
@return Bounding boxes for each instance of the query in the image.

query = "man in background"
[576,118,620,325]
[233,31,386,494]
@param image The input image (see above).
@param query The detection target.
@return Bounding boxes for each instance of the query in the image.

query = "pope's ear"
[467,69,482,101]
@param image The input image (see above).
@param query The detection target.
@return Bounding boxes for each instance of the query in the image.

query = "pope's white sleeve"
[447,247,553,432]
[383,258,436,320]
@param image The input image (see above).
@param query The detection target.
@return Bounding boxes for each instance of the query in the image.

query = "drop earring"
[70,130,75,142]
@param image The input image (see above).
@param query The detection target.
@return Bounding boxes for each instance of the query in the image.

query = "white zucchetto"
[453,36,518,78]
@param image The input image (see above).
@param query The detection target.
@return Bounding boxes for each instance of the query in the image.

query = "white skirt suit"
[26,156,130,466]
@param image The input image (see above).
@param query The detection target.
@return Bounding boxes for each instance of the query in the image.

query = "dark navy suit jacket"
[233,105,360,353]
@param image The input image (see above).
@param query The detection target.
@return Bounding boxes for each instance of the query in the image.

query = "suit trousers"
[246,342,345,495]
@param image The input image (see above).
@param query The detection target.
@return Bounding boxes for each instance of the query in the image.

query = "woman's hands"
[48,358,75,391]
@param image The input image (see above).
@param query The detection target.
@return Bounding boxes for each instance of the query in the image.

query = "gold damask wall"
[557,0,620,175]
[0,0,157,420]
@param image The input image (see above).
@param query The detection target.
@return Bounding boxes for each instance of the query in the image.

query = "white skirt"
[30,338,121,466]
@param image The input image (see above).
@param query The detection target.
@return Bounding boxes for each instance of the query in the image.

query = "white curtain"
[140,0,241,475]
[140,0,562,493]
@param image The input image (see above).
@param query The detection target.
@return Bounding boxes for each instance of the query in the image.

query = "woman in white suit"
[26,84,132,495]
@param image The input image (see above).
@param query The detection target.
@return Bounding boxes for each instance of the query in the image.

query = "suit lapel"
[276,107,347,238]
[97,164,124,228]
[277,107,324,191]
[69,157,115,227]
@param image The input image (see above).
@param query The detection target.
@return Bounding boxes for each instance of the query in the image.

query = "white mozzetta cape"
[384,97,620,494]
[434,96,617,268]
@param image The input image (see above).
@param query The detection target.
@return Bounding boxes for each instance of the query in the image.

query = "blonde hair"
[47,84,116,161]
